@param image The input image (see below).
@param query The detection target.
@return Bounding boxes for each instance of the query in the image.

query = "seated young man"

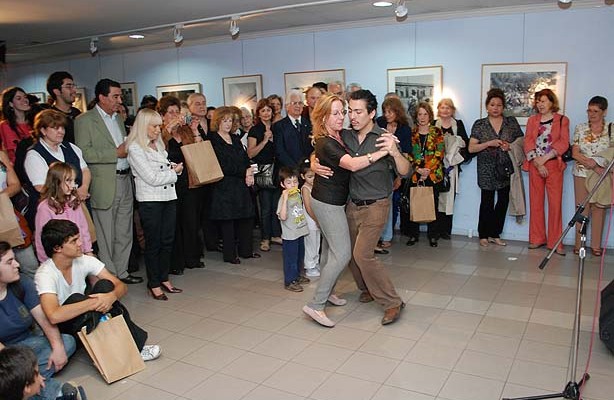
[0,346,86,400]
[34,219,160,362]
[0,242,82,400]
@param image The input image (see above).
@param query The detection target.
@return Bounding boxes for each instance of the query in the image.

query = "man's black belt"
[116,168,131,175]
[351,197,386,206]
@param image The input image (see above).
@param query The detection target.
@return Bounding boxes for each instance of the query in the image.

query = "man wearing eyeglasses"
[273,89,313,169]
[46,71,82,144]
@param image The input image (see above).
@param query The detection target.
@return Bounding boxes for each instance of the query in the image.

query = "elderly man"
[301,86,324,120]
[272,89,313,169]
[75,79,142,285]
[187,93,210,137]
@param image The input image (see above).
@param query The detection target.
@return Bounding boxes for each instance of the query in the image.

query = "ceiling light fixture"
[395,0,408,17]
[373,1,392,6]
[89,37,98,56]
[558,0,572,3]
[173,24,184,45]
[129,34,145,39]
[229,16,240,37]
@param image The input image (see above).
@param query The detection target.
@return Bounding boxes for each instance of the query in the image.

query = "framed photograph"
[156,83,202,102]
[120,82,138,117]
[387,66,443,120]
[284,69,345,97]
[222,74,263,115]
[29,92,47,104]
[73,88,87,113]
[481,62,567,125]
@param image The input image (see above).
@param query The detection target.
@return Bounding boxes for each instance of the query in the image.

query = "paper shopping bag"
[180,141,224,188]
[409,185,436,223]
[78,314,145,383]
[0,192,24,247]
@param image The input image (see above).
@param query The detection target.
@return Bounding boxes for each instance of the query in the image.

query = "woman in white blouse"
[127,109,184,300]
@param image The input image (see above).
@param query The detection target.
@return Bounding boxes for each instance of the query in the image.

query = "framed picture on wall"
[222,74,263,115]
[120,82,138,117]
[156,83,202,102]
[387,66,443,120]
[29,92,47,104]
[284,69,345,97]
[73,88,87,113]
[481,62,567,125]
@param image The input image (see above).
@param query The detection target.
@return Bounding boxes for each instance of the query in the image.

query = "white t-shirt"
[35,255,105,305]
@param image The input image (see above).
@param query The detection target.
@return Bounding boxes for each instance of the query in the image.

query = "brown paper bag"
[80,203,97,243]
[0,192,24,247]
[180,141,224,188]
[409,185,436,223]
[78,314,145,383]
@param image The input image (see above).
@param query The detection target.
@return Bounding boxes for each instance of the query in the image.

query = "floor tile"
[466,332,520,358]
[386,361,450,395]
[453,349,513,381]
[252,333,311,360]
[213,325,272,350]
[183,373,257,400]
[507,360,567,392]
[337,351,400,383]
[359,332,416,360]
[311,373,381,400]
[242,311,296,332]
[142,361,213,395]
[372,385,435,400]
[242,385,306,400]
[263,361,331,397]
[181,342,245,371]
[405,341,464,370]
[220,352,286,383]
[291,343,354,372]
[317,325,374,350]
[438,372,504,400]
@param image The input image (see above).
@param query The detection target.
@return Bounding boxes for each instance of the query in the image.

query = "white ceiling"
[0,0,595,63]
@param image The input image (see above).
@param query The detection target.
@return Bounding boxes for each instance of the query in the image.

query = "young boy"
[277,167,310,292]
[0,346,86,400]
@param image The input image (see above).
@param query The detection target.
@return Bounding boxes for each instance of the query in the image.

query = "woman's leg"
[493,186,510,238]
[478,189,495,239]
[307,198,352,311]
[528,164,547,245]
[159,201,177,284]
[573,176,590,249]
[219,220,237,262]
[545,163,564,250]
[259,189,273,240]
[591,206,606,251]
[138,202,164,288]
[237,218,254,258]
[427,186,440,240]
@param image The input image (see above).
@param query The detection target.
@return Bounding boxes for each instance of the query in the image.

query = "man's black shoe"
[120,275,143,284]
[185,262,205,269]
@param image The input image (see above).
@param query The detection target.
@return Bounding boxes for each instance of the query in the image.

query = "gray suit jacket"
[74,107,126,209]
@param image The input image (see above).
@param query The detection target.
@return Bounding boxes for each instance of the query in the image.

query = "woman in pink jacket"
[523,89,569,255]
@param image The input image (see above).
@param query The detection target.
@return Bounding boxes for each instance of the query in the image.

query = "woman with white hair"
[127,108,184,300]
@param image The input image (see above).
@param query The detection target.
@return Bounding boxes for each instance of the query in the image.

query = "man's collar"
[96,104,116,119]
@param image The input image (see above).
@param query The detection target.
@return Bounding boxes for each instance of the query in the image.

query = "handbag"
[409,182,436,223]
[0,192,25,247]
[435,170,451,193]
[180,141,224,188]
[78,314,145,383]
[254,163,277,189]
[495,149,514,180]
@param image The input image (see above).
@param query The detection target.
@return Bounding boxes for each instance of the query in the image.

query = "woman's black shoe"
[244,253,261,259]
[169,269,184,276]
[429,238,438,247]
[186,261,205,269]
[406,237,418,246]
[226,258,241,265]
[440,233,451,240]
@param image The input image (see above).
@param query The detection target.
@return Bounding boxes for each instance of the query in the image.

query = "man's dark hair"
[278,166,299,183]
[46,71,74,100]
[348,89,378,114]
[0,346,38,400]
[94,78,121,103]
[312,81,328,92]
[140,95,158,109]
[41,219,80,258]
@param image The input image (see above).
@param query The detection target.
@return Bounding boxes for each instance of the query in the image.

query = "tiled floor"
[55,235,614,400]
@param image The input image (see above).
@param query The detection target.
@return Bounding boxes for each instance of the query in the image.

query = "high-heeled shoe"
[161,283,183,293]
[149,288,168,301]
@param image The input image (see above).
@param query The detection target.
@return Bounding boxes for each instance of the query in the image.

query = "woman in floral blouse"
[571,96,611,256]
[407,102,445,248]
[469,88,523,247]
[524,89,569,255]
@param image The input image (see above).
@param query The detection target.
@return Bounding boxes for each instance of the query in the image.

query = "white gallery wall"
[7,5,614,246]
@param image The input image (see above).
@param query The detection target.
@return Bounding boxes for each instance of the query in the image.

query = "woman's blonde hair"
[310,94,344,140]
[40,162,79,214]
[437,98,456,117]
[126,108,164,151]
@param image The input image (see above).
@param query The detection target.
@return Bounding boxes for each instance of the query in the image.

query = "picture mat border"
[284,68,345,97]
[387,65,443,113]
[222,74,263,111]
[155,83,202,100]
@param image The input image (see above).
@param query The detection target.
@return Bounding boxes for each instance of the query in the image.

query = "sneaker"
[57,381,87,400]
[270,236,283,245]
[305,268,320,277]
[302,305,335,327]
[297,276,311,284]
[327,294,347,306]
[140,344,161,361]
[285,281,303,292]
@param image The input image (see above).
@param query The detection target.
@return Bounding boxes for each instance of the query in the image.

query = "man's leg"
[113,175,134,279]
[345,202,369,294]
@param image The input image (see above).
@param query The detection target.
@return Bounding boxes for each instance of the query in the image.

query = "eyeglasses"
[62,83,77,89]
[289,101,304,106]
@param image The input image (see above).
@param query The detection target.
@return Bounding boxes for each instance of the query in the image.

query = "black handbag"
[495,149,514,180]
[254,164,276,189]
[435,169,451,193]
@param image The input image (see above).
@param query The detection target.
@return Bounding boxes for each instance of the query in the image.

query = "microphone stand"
[503,155,614,400]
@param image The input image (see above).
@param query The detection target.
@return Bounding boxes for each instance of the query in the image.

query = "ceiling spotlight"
[558,0,572,3]
[373,1,393,6]
[395,0,408,17]
[129,34,145,39]
[229,16,240,37]
[173,24,184,45]
[89,37,98,56]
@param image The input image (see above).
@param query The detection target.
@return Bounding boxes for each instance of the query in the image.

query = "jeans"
[258,187,282,240]
[139,201,177,288]
[380,195,394,242]
[307,198,352,311]
[17,332,76,400]
[282,237,305,285]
